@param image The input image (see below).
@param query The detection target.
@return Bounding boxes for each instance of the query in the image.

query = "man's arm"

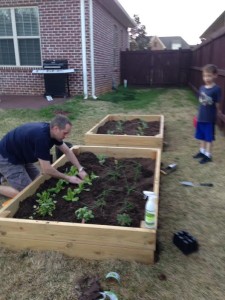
[56,143,87,179]
[38,159,82,184]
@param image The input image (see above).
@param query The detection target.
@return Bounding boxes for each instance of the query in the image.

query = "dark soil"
[14,152,155,227]
[97,119,160,136]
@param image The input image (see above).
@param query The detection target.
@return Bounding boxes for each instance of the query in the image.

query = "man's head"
[202,64,218,85]
[50,115,72,142]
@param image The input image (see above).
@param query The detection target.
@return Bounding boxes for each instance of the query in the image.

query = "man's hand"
[79,169,88,180]
[68,176,83,184]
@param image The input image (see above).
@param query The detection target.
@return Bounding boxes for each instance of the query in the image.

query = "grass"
[0,88,225,299]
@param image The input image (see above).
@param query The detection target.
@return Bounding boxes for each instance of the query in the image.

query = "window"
[172,43,182,50]
[0,7,41,66]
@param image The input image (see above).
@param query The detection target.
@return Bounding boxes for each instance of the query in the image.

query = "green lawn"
[0,88,225,299]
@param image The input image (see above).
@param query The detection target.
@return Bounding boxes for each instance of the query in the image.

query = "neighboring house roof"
[200,11,225,39]
[149,36,190,49]
[150,36,166,49]
[158,36,190,49]
[97,0,136,28]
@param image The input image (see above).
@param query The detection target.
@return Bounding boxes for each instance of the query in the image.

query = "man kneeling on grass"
[0,115,87,198]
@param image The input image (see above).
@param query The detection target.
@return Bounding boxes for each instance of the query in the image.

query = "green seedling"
[63,187,79,202]
[117,213,132,227]
[134,162,142,183]
[115,120,123,133]
[95,198,106,209]
[48,179,68,194]
[97,154,107,166]
[66,166,79,176]
[137,125,144,136]
[120,201,135,213]
[34,191,56,217]
[107,130,114,135]
[75,207,94,223]
[83,172,99,186]
[141,120,148,129]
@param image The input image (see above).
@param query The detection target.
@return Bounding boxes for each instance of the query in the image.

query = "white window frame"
[0,6,42,67]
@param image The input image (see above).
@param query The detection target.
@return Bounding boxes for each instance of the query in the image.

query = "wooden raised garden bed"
[85,114,164,149]
[0,146,161,264]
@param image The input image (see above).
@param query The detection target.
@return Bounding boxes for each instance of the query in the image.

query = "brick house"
[149,36,190,50]
[0,0,134,98]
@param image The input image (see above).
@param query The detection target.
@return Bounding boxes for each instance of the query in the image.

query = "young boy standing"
[193,64,221,164]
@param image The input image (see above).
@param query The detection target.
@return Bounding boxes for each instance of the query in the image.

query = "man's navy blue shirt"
[0,122,63,164]
[198,85,221,123]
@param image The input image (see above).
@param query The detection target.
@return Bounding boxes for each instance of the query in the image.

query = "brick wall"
[0,0,130,96]
[0,0,83,96]
[93,0,129,95]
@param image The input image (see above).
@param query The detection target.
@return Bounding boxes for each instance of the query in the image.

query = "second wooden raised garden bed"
[85,114,164,149]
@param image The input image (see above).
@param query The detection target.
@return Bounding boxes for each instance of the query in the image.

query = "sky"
[118,0,225,45]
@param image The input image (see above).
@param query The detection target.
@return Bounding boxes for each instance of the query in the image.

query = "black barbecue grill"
[32,59,76,98]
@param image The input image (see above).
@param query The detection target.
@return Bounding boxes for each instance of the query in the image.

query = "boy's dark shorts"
[195,122,215,142]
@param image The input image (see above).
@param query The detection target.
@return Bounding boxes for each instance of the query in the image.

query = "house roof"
[158,36,190,49]
[97,0,136,28]
[200,11,225,39]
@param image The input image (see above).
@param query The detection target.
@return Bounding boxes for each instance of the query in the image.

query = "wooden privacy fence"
[120,49,192,87]
[189,27,225,128]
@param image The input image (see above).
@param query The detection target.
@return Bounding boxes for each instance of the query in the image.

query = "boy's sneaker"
[199,156,212,164]
[193,152,205,159]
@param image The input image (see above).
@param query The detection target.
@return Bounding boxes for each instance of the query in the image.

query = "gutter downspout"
[89,0,97,99]
[80,0,88,99]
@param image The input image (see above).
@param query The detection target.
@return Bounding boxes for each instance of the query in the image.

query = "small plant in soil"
[75,207,94,223]
[117,213,132,227]
[33,191,56,217]
[134,162,142,182]
[97,154,107,166]
[83,172,99,186]
[107,161,123,181]
[115,120,123,133]
[94,190,109,210]
[63,188,79,202]
[136,120,149,136]
[141,120,148,129]
[107,130,114,135]
[66,166,79,176]
[48,179,68,194]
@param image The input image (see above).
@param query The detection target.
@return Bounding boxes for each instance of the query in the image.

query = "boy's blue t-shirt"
[0,122,63,164]
[198,85,221,123]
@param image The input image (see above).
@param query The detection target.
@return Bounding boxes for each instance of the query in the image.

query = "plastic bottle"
[143,191,156,229]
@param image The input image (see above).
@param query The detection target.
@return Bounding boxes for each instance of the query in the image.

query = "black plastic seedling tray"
[173,231,199,255]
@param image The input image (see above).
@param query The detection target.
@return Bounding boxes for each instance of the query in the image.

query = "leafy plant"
[48,179,67,194]
[137,125,144,136]
[95,198,106,209]
[34,191,56,217]
[141,120,148,129]
[137,120,148,135]
[66,166,79,176]
[107,161,123,181]
[107,130,114,135]
[133,162,142,183]
[75,207,94,223]
[63,188,79,202]
[115,120,123,133]
[83,172,99,186]
[120,201,135,213]
[117,213,132,226]
[97,154,107,166]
